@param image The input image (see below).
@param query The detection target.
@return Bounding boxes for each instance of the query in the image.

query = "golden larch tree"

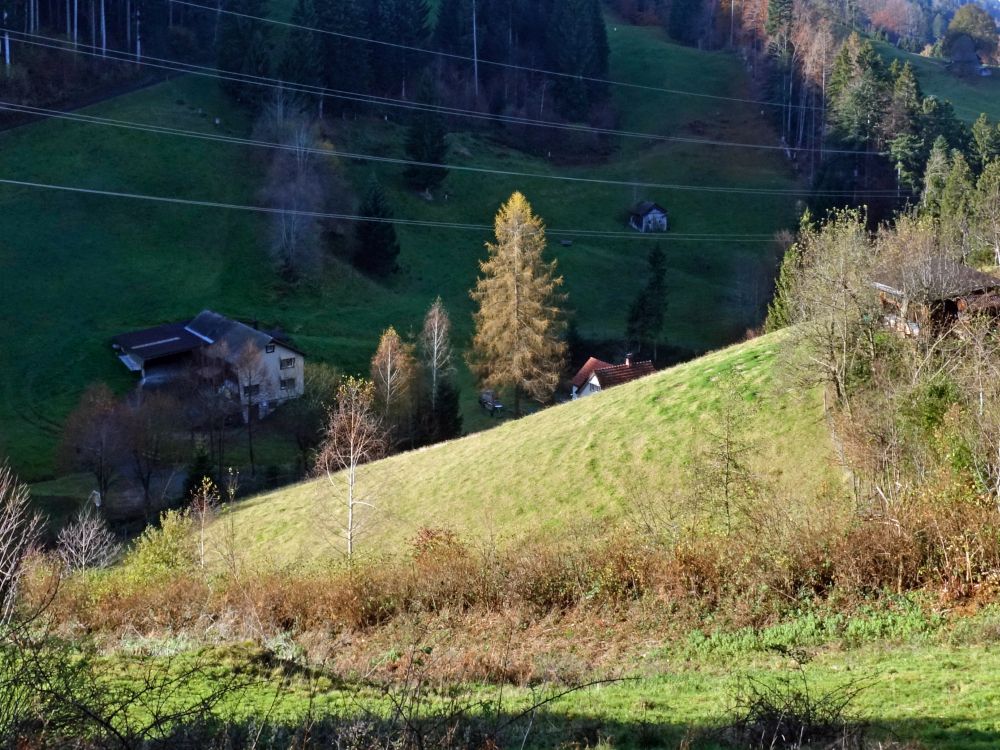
[469,192,567,414]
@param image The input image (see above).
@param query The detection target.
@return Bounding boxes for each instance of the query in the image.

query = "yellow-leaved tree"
[469,192,567,415]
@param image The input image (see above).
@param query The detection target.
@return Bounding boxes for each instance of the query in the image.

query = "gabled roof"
[572,357,614,389]
[873,259,1000,302]
[630,201,667,217]
[112,322,204,364]
[186,310,304,357]
[594,360,655,388]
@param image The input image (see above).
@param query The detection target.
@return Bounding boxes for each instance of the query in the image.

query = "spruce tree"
[373,0,431,97]
[217,0,271,109]
[829,40,889,147]
[317,0,370,114]
[547,0,609,120]
[404,77,449,192]
[470,192,567,414]
[625,244,668,360]
[972,114,1000,172]
[887,61,922,138]
[278,0,322,113]
[922,136,952,218]
[430,379,463,442]
[941,151,976,254]
[355,175,401,277]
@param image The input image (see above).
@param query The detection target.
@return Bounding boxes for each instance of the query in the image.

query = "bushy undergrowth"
[25,477,1000,676]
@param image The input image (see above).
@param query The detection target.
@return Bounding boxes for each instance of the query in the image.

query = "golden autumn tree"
[469,192,567,415]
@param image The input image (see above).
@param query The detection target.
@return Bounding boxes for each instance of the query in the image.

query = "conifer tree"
[355,175,400,277]
[433,0,471,56]
[317,0,370,114]
[975,160,1000,264]
[922,136,952,217]
[217,0,271,109]
[765,211,812,332]
[547,0,610,120]
[404,77,449,192]
[625,244,668,360]
[278,0,322,113]
[829,40,890,147]
[940,151,976,256]
[972,114,1000,172]
[887,61,922,138]
[470,192,567,415]
[370,0,431,97]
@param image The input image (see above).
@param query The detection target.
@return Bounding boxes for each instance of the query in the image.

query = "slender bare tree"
[0,463,40,631]
[419,297,454,413]
[314,378,387,559]
[56,507,121,572]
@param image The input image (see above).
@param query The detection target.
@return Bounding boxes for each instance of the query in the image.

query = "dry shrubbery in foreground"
[22,467,1000,683]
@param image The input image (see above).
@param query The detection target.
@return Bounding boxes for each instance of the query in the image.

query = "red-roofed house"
[571,356,655,399]
[571,357,613,399]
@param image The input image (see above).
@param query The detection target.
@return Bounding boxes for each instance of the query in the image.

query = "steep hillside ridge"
[220,331,845,561]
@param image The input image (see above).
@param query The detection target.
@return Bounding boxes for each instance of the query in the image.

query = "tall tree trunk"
[99,0,105,55]
[72,0,78,46]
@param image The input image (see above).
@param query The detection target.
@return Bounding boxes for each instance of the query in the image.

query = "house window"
[265,344,275,354]
[280,378,296,391]
[243,384,261,398]
[280,357,296,370]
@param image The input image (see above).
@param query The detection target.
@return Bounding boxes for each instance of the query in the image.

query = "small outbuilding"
[873,258,1000,337]
[628,201,669,233]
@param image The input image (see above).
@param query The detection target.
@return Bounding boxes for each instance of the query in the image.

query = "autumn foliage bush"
[30,481,1000,661]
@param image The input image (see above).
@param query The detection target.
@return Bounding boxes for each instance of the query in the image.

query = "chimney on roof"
[625,353,632,367]
[252,318,259,330]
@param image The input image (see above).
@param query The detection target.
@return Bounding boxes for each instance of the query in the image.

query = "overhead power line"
[4,29,881,157]
[0,176,779,241]
[0,100,903,198]
[166,0,824,113]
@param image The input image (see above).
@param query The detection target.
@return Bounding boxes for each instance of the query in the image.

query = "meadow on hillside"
[0,21,800,481]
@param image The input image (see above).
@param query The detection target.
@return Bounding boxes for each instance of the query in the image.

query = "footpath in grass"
[0,21,800,481]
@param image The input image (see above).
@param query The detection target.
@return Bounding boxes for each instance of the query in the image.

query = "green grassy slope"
[218,331,844,561]
[875,42,1000,122]
[0,22,801,480]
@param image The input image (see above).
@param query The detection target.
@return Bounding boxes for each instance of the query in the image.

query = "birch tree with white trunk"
[314,378,387,560]
[419,297,453,412]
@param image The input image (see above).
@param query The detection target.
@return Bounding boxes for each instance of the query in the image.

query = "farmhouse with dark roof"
[113,310,305,420]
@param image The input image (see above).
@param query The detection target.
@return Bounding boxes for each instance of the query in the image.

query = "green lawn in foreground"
[104,638,1000,749]
[0,22,803,481]
[215,332,844,561]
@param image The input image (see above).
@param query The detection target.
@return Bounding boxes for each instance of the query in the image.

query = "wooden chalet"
[873,258,1000,337]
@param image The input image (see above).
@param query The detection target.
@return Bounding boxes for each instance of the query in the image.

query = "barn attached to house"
[113,310,305,421]
[629,202,669,233]
[571,355,656,399]
[873,258,1000,337]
